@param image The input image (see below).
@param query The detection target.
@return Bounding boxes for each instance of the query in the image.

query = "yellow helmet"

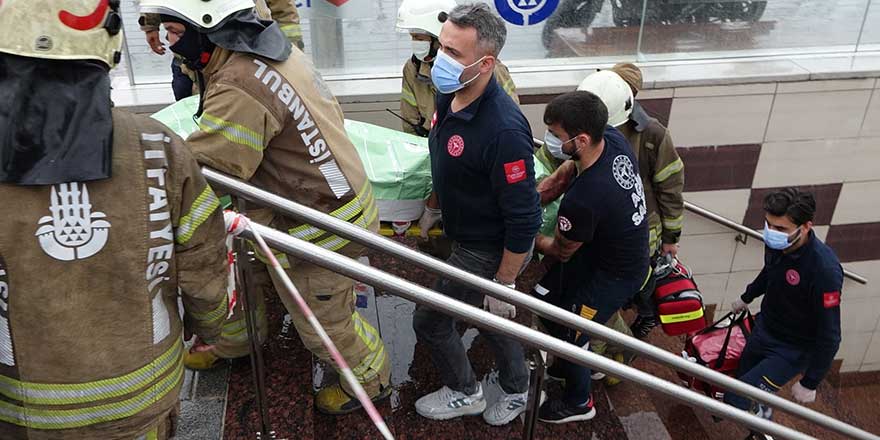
[0,0,123,68]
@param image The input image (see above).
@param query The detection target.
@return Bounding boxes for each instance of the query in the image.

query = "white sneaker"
[591,371,606,380]
[481,371,528,426]
[415,384,486,420]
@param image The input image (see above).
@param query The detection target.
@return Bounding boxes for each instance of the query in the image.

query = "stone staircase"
[209,238,880,439]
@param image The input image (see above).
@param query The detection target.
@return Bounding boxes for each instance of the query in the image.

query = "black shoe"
[630,315,659,339]
[745,432,774,440]
[538,396,596,424]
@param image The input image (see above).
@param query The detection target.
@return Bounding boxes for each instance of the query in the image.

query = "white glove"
[731,298,749,313]
[792,381,817,404]
[418,206,442,239]
[483,295,516,319]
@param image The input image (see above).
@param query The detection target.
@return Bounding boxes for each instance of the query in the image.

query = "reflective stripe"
[190,295,228,326]
[653,158,684,183]
[313,204,377,252]
[198,113,265,152]
[501,79,516,96]
[401,86,417,107]
[762,375,782,390]
[289,184,373,241]
[0,343,181,406]
[319,160,352,199]
[176,185,221,245]
[659,307,704,324]
[0,361,183,430]
[649,226,661,253]
[279,24,303,38]
[152,293,172,345]
[351,313,385,382]
[141,133,169,143]
[579,305,597,321]
[662,215,684,231]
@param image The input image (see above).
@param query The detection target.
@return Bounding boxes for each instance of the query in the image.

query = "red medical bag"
[678,311,755,400]
[653,258,707,336]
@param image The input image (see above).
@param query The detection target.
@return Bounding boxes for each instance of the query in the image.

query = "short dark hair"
[763,188,816,225]
[446,3,507,57]
[543,91,608,144]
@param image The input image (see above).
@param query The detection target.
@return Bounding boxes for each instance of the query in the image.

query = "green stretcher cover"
[151,97,558,230]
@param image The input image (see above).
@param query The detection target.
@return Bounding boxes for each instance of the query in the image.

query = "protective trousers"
[723,317,809,420]
[268,257,391,397]
[211,263,270,360]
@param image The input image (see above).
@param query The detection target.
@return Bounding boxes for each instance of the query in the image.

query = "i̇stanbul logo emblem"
[35,183,111,261]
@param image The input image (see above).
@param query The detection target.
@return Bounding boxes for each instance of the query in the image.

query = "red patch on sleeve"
[823,291,841,308]
[504,160,527,184]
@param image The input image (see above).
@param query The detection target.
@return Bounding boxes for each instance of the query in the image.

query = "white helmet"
[577,70,634,127]
[139,0,254,31]
[0,0,124,67]
[396,0,457,37]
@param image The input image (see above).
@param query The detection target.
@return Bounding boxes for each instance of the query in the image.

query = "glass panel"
[636,0,871,61]
[120,0,175,84]
[858,0,879,51]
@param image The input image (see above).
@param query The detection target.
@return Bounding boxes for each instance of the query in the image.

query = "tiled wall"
[655,78,880,374]
[342,77,880,373]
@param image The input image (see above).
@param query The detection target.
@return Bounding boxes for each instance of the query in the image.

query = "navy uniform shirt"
[429,75,541,253]
[741,230,843,389]
[556,126,650,282]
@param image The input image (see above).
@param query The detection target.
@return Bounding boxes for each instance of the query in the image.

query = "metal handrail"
[204,168,879,440]
[684,201,868,285]
[243,221,814,440]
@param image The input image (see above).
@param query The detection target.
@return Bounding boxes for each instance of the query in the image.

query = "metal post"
[521,351,545,440]
[203,168,877,440]
[243,222,821,440]
[234,199,274,439]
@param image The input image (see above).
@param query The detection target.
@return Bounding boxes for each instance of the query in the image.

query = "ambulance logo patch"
[447,135,465,157]
[558,216,572,232]
[785,269,800,286]
[612,155,637,190]
[35,183,111,261]
[504,159,527,184]
[823,291,841,308]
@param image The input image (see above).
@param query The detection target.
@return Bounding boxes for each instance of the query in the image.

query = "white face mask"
[411,40,431,61]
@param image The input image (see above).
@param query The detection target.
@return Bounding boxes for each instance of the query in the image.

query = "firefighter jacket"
[0,110,228,439]
[618,103,685,251]
[189,46,378,263]
[256,0,304,49]
[400,57,519,136]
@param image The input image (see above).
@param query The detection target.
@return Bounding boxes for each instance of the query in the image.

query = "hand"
[660,242,679,257]
[537,160,576,206]
[483,295,516,319]
[792,381,817,403]
[418,205,442,239]
[731,298,749,313]
[145,30,166,55]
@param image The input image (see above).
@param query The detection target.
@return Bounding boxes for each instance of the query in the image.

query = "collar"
[201,46,233,82]
[630,101,652,132]
[448,74,498,122]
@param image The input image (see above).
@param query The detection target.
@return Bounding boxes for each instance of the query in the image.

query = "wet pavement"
[221,237,880,440]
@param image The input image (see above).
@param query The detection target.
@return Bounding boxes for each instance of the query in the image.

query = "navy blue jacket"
[741,231,843,389]
[428,75,541,253]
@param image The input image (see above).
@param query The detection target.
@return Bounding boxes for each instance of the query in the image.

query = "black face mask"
[0,54,113,185]
[161,15,216,71]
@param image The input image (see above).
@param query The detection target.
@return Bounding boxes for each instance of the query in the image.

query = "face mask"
[163,18,215,70]
[412,40,431,61]
[763,222,801,250]
[544,131,576,160]
[430,49,485,94]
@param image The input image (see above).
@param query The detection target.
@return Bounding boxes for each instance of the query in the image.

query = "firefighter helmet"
[396,0,457,37]
[138,0,255,32]
[577,70,635,128]
[0,0,123,67]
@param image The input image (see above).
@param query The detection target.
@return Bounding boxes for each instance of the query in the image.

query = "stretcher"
[151,96,560,238]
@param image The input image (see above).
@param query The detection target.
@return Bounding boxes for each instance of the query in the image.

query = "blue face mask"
[763,222,801,250]
[431,49,485,94]
[544,131,576,160]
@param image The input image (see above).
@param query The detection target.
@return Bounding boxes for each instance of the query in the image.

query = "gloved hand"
[418,206,442,239]
[731,297,749,313]
[483,295,516,319]
[792,381,817,403]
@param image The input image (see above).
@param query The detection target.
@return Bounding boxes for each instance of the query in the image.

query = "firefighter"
[577,65,685,338]
[726,189,842,439]
[395,0,519,138]
[139,0,303,99]
[0,1,229,438]
[139,0,392,414]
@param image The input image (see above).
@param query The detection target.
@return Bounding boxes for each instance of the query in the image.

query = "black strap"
[713,310,752,370]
